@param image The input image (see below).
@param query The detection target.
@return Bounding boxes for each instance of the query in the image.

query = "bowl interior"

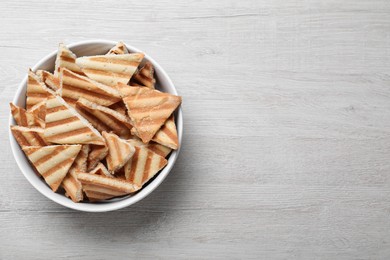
[9,40,182,212]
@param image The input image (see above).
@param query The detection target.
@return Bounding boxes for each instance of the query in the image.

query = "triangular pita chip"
[77,171,139,201]
[44,95,105,145]
[89,162,113,178]
[122,86,182,143]
[76,98,132,138]
[127,138,172,158]
[87,144,108,171]
[26,69,55,110]
[102,131,135,174]
[10,103,44,128]
[152,115,179,150]
[76,53,144,87]
[54,43,84,76]
[28,100,46,122]
[11,126,49,147]
[22,145,81,191]
[106,42,128,55]
[115,82,134,97]
[124,145,167,187]
[37,70,61,91]
[59,68,121,107]
[130,61,155,89]
[62,171,84,203]
[62,144,89,202]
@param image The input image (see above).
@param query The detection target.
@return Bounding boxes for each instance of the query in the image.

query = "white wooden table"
[1,0,390,259]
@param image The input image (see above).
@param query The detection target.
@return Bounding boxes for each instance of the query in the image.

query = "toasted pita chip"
[127,138,172,158]
[152,115,179,150]
[11,126,49,147]
[124,146,167,187]
[22,145,81,191]
[77,171,139,194]
[59,68,121,107]
[76,53,144,87]
[54,43,84,76]
[26,69,55,110]
[76,98,132,137]
[83,185,128,201]
[109,101,127,115]
[106,42,128,55]
[87,144,108,171]
[28,100,46,122]
[122,87,182,143]
[44,96,105,145]
[89,162,113,178]
[62,171,84,202]
[10,103,44,128]
[102,131,135,174]
[130,62,155,89]
[115,82,134,97]
[69,144,89,173]
[37,70,61,91]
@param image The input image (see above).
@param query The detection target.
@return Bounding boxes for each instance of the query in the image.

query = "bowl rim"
[8,39,183,212]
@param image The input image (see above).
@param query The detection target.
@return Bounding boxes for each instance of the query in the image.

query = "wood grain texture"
[1,0,390,259]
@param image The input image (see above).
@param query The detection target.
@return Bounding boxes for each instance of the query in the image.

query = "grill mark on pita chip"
[10,103,43,128]
[55,43,84,76]
[22,145,81,191]
[124,146,167,188]
[102,131,135,174]
[37,70,61,91]
[26,70,55,110]
[44,96,105,145]
[59,68,121,106]
[130,62,155,89]
[152,115,179,150]
[62,171,83,202]
[122,87,181,143]
[87,144,108,171]
[76,53,144,87]
[11,126,49,147]
[77,172,139,194]
[127,138,172,158]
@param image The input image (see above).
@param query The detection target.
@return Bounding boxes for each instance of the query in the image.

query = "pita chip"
[10,103,44,128]
[130,61,155,89]
[11,126,49,147]
[54,43,84,76]
[26,69,55,110]
[106,42,128,55]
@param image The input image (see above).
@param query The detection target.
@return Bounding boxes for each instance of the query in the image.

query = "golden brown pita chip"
[89,162,113,178]
[10,103,44,128]
[54,43,84,76]
[124,146,167,187]
[22,145,81,191]
[102,131,135,174]
[59,68,121,107]
[130,62,155,89]
[106,42,128,55]
[76,98,132,137]
[87,144,108,171]
[127,138,172,158]
[62,171,83,202]
[37,70,61,91]
[122,86,182,143]
[28,100,46,122]
[152,115,179,150]
[44,96,105,145]
[11,126,49,147]
[76,53,144,87]
[26,69,55,110]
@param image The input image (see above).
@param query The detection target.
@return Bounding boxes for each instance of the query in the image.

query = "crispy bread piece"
[62,144,89,202]
[76,98,132,137]
[76,53,144,87]
[87,144,108,171]
[44,95,105,145]
[28,100,46,123]
[127,138,172,158]
[37,70,61,91]
[77,171,139,194]
[10,103,44,128]
[89,162,113,178]
[26,69,55,110]
[62,171,83,202]
[130,62,155,89]
[22,145,81,191]
[59,68,121,107]
[109,101,127,115]
[54,43,84,76]
[124,146,167,187]
[102,131,135,174]
[11,126,49,147]
[106,42,128,55]
[115,82,133,97]
[122,87,182,143]
[152,115,179,150]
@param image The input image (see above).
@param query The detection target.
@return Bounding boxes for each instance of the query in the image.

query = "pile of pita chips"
[10,42,181,203]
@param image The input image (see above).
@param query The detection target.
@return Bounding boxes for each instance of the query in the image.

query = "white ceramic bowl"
[9,40,183,212]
